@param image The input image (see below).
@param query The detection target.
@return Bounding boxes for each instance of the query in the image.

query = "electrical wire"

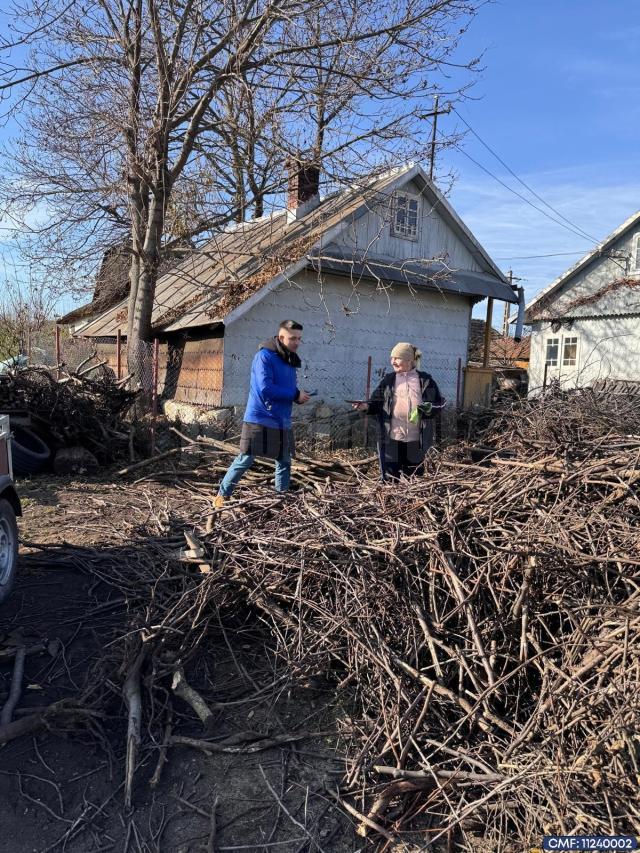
[495,251,590,260]
[448,138,604,245]
[452,107,600,245]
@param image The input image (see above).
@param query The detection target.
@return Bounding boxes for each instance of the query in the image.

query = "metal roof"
[524,209,640,322]
[79,163,510,338]
[309,246,517,303]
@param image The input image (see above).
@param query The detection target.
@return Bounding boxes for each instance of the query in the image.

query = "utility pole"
[502,269,522,337]
[428,96,451,181]
[502,270,513,337]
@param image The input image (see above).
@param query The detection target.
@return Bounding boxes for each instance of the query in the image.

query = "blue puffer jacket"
[243,338,300,429]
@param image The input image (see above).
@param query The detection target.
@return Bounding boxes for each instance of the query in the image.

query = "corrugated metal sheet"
[95,337,223,406]
[80,171,407,338]
[79,164,510,339]
[170,338,223,406]
[310,246,517,302]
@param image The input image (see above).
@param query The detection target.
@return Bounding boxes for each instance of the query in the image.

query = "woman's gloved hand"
[409,402,433,423]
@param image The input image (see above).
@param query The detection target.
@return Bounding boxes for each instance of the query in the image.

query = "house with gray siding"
[525,211,640,394]
[74,162,517,425]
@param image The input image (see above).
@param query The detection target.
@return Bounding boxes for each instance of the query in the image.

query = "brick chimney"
[286,158,320,221]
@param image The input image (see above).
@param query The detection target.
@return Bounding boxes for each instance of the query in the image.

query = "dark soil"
[0,473,361,853]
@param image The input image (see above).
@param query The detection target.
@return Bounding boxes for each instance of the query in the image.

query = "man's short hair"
[279,319,303,331]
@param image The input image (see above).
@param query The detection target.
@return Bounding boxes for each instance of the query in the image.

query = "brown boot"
[206,494,227,533]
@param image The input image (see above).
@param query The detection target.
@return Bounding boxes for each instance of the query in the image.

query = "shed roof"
[525,209,640,322]
[80,163,514,339]
[467,320,530,365]
[59,243,189,328]
[467,319,499,361]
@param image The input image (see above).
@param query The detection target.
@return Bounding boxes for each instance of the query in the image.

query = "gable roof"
[58,246,131,326]
[525,209,640,322]
[488,334,530,364]
[79,163,515,339]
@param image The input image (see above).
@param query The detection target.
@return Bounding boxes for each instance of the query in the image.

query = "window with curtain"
[562,336,578,367]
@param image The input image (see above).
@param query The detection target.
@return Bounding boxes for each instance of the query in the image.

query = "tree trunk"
[128,190,165,387]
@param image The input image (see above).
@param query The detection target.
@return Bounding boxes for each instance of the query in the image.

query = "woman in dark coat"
[353,342,444,480]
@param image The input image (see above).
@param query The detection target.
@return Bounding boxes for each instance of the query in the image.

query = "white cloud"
[449,167,640,305]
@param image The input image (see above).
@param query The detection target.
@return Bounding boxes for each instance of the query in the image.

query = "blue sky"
[442,0,640,308]
[2,0,638,318]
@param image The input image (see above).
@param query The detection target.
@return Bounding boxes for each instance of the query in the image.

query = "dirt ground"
[0,469,363,853]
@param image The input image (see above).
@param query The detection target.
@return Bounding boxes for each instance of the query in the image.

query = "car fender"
[0,475,22,516]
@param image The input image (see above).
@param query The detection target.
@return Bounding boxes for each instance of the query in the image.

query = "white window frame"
[391,192,420,240]
[562,335,578,368]
[631,232,640,274]
[545,337,559,367]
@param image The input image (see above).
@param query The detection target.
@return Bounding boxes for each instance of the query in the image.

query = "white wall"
[222,269,471,412]
[332,178,485,271]
[534,227,640,320]
[529,316,640,395]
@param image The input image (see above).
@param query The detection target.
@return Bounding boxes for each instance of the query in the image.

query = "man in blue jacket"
[215,320,310,505]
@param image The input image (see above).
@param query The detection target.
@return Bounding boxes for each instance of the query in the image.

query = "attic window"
[632,233,640,273]
[391,192,420,240]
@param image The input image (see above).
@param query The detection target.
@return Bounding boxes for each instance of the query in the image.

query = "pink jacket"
[390,369,422,442]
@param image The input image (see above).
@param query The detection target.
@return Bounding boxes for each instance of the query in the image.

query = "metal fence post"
[55,325,61,380]
[363,355,372,448]
[456,357,462,408]
[151,338,159,453]
[116,328,122,380]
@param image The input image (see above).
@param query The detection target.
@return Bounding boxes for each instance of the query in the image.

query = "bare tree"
[0,261,56,361]
[0,0,480,377]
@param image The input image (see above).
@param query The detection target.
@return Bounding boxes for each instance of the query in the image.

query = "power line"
[452,107,600,245]
[448,137,603,245]
[495,250,590,260]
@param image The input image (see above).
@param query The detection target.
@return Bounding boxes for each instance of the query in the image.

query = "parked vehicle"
[0,415,22,604]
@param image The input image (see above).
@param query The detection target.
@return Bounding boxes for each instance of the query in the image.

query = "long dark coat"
[367,370,444,470]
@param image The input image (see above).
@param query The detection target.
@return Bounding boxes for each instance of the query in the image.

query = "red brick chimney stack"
[286,158,320,220]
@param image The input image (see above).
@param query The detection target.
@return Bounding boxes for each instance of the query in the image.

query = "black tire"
[11,425,50,475]
[0,498,19,605]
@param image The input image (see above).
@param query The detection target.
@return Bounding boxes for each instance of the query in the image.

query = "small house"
[526,211,640,393]
[72,163,518,428]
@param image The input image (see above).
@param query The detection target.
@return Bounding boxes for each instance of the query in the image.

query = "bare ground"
[0,469,363,853]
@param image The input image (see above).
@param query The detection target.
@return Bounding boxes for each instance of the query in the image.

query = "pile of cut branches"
[3,388,640,850]
[208,387,640,848]
[0,364,137,461]
[475,382,640,451]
